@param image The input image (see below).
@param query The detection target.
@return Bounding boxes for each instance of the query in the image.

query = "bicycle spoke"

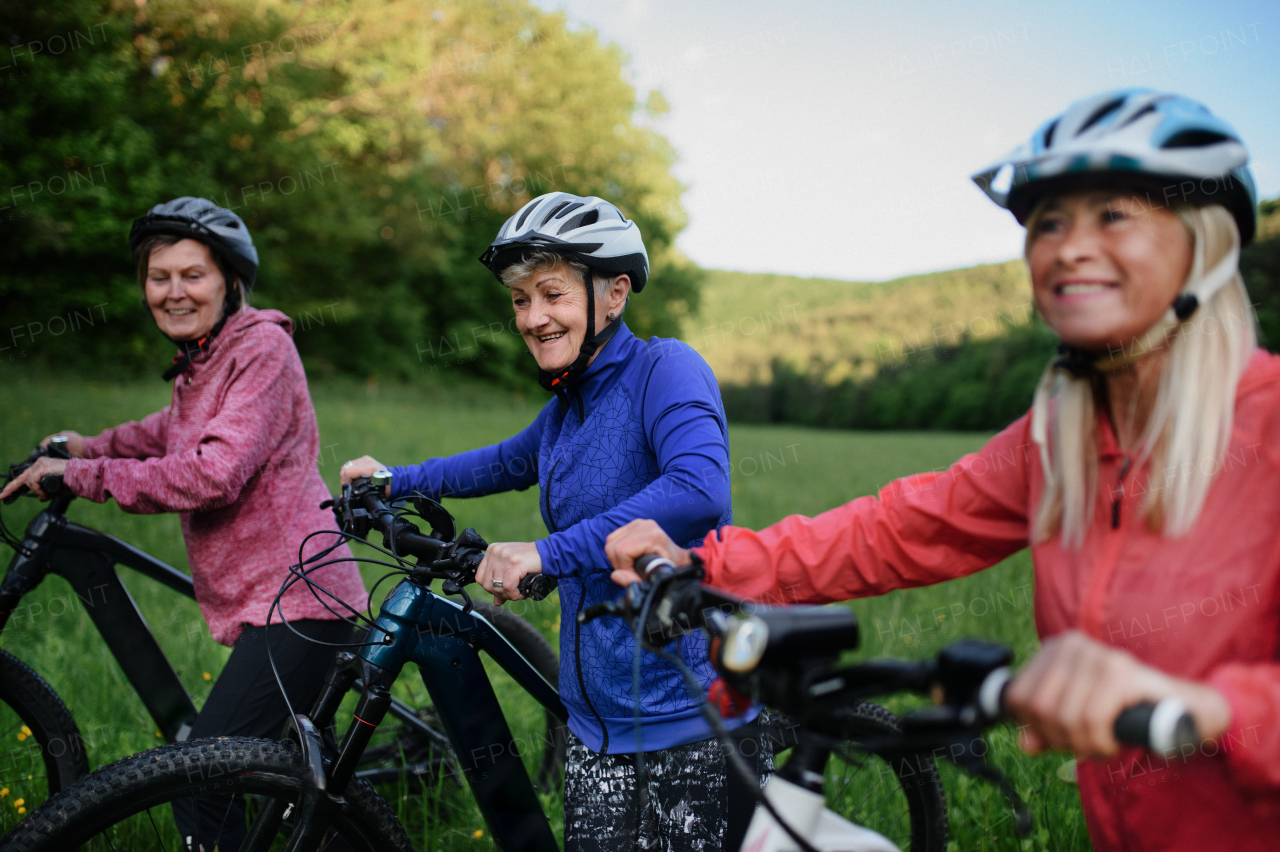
[145,807,166,846]
[214,793,238,847]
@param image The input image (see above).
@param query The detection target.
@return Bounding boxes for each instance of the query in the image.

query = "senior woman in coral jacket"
[607,90,1280,852]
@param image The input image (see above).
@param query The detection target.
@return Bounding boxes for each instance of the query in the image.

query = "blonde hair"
[1030,203,1255,546]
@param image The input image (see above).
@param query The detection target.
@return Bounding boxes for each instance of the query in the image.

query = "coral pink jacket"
[64,307,368,646]
[697,349,1280,852]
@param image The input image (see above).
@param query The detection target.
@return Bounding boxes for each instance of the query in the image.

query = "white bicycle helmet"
[480,193,651,397]
[479,192,650,290]
[972,88,1258,244]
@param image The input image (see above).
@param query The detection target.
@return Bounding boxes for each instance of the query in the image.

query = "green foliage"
[0,0,699,384]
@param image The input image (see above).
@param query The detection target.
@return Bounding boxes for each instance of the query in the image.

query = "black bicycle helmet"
[130,197,259,289]
[131,197,260,381]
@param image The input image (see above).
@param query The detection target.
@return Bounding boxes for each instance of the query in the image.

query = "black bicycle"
[0,477,947,851]
[0,473,570,849]
[0,441,565,837]
[569,554,1201,852]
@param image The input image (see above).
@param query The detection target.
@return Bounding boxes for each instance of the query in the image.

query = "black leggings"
[171,618,353,851]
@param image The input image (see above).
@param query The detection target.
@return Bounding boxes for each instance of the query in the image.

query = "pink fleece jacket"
[697,349,1280,852]
[64,307,369,646]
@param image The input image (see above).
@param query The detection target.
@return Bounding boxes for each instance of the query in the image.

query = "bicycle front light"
[720,615,770,673]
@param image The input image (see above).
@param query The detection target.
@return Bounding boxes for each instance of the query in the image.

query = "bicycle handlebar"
[3,439,70,505]
[592,553,1201,755]
[331,477,555,602]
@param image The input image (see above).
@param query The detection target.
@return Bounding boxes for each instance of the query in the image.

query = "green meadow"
[0,373,1088,850]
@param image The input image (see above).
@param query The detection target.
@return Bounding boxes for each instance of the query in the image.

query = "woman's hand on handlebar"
[476,542,542,606]
[604,519,692,586]
[0,457,69,501]
[1004,629,1231,759]
[40,431,85,458]
[340,455,389,491]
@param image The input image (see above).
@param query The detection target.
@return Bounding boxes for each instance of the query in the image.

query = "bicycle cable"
[653,643,823,852]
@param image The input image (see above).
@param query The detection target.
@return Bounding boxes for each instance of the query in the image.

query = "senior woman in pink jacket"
[1,197,368,849]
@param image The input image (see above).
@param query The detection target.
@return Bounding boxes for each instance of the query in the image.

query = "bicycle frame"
[0,498,199,742]
[293,576,567,852]
[0,498,469,755]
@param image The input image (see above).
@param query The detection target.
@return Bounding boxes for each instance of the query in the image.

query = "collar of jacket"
[545,322,639,420]
[166,306,295,382]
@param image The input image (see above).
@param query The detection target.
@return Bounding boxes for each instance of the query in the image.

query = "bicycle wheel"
[356,602,567,794]
[0,648,90,834]
[775,701,948,852]
[0,737,411,851]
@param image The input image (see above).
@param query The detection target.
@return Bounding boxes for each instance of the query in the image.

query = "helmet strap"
[1052,222,1239,379]
[148,278,242,382]
[537,267,623,401]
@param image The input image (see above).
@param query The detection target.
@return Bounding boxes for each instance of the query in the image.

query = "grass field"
[0,373,1089,850]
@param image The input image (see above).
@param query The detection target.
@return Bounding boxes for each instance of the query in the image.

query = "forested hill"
[700,200,1280,431]
[683,261,1033,387]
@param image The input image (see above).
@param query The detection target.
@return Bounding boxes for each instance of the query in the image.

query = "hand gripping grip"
[979,671,1199,754]
[517,574,556,601]
[1114,699,1199,753]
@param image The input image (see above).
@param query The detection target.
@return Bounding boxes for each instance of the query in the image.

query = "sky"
[535,0,1280,281]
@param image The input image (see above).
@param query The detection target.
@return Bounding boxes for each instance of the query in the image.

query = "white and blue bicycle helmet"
[479,192,649,291]
[972,88,1258,244]
[480,193,651,394]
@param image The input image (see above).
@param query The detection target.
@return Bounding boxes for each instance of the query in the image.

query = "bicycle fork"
[250,579,557,852]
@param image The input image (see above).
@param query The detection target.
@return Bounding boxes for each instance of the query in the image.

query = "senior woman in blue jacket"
[342,192,767,852]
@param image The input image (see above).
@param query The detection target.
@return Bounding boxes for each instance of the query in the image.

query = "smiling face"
[1027,191,1193,351]
[144,239,230,341]
[510,264,597,373]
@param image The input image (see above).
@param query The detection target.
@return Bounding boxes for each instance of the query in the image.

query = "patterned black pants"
[563,721,774,852]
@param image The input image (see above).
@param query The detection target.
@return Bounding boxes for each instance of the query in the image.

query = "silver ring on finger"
[492,578,503,591]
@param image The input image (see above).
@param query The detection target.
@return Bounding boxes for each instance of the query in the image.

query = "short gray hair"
[499,249,613,298]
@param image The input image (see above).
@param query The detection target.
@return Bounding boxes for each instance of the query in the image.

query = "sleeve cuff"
[535,538,559,578]
[63,458,107,502]
[1206,664,1277,786]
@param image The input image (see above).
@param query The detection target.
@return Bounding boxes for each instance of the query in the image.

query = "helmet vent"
[1120,103,1158,127]
[1043,119,1060,148]
[558,209,599,234]
[1078,97,1126,135]
[1163,130,1231,149]
[515,202,537,231]
[554,202,584,219]
[541,201,572,226]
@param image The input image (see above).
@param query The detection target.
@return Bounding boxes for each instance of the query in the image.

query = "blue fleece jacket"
[389,323,749,753]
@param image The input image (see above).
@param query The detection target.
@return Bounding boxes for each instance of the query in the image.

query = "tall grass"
[0,373,1088,850]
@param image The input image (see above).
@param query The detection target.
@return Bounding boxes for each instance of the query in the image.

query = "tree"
[0,0,700,383]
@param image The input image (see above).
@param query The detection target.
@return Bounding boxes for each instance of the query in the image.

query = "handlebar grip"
[518,574,556,601]
[634,553,674,580]
[1114,699,1198,753]
[39,474,64,496]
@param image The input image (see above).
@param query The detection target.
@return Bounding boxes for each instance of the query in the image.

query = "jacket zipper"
[1112,456,1132,529]
[545,452,610,752]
